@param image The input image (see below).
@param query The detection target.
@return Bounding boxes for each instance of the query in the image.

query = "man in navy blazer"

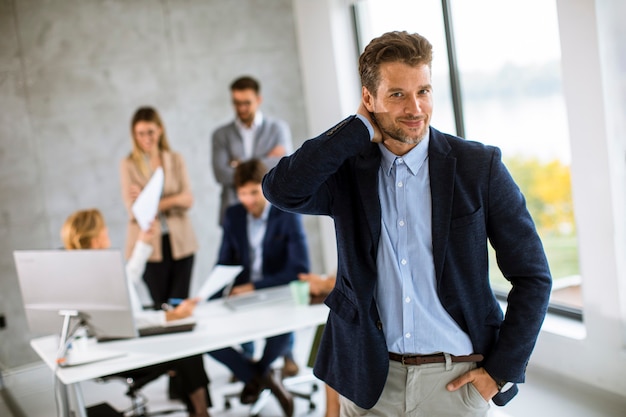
[263,31,552,416]
[209,159,309,417]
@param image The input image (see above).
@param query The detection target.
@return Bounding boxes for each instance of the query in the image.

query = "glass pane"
[450,0,581,310]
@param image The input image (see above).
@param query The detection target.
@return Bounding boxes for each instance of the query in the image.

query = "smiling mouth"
[401,119,424,128]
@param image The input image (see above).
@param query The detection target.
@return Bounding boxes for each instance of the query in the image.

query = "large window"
[356,0,581,315]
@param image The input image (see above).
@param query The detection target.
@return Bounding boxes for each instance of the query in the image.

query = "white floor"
[2,326,626,417]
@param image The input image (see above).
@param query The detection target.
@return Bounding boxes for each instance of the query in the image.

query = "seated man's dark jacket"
[217,203,310,289]
[262,116,552,408]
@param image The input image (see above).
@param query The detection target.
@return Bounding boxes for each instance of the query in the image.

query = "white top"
[235,111,264,159]
[125,241,166,328]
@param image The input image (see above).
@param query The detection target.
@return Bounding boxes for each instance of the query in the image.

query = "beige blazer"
[120,150,198,262]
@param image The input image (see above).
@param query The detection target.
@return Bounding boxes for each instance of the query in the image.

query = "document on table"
[131,167,164,231]
[196,265,243,301]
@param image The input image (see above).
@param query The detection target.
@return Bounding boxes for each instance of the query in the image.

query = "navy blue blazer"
[263,116,552,408]
[217,203,310,290]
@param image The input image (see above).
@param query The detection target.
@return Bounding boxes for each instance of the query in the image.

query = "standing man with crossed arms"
[211,75,293,225]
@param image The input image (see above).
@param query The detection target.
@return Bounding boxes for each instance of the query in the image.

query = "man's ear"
[362,86,375,112]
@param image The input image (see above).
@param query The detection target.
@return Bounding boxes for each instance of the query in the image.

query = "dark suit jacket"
[263,116,552,408]
[217,203,310,290]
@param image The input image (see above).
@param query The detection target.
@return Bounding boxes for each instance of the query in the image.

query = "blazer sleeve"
[173,151,193,196]
[212,127,237,188]
[259,118,293,170]
[482,147,552,394]
[262,116,371,215]
[216,212,240,266]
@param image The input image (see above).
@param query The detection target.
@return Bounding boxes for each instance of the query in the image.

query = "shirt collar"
[235,111,264,131]
[378,130,430,176]
[247,200,271,223]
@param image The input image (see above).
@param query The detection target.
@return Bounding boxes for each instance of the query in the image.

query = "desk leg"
[69,382,88,417]
[56,376,71,417]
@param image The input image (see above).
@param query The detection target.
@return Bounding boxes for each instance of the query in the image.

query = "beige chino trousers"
[340,357,490,417]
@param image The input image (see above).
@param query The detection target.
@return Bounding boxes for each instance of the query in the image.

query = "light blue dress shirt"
[369,126,474,356]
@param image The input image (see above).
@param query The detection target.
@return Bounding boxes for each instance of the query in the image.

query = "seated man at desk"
[61,209,211,417]
[209,159,310,417]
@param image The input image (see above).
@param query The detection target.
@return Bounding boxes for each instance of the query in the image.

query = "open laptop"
[223,284,293,310]
[14,249,195,346]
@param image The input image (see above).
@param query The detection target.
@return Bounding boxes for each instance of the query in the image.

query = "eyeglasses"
[232,100,253,108]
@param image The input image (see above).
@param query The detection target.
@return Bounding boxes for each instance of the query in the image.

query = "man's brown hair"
[234,158,268,189]
[230,76,260,94]
[359,31,433,95]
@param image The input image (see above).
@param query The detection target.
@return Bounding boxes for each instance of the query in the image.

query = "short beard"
[372,113,425,145]
[382,127,424,145]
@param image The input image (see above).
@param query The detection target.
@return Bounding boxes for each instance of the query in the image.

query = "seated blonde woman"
[61,208,211,417]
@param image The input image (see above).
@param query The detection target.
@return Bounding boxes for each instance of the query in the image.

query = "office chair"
[96,369,188,417]
[223,367,318,416]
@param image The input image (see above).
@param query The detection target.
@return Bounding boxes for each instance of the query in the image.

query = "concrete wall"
[0,0,315,368]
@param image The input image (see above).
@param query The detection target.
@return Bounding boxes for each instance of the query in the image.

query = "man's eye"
[391,92,403,98]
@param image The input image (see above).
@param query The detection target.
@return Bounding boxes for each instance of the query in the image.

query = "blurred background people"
[212,80,299,374]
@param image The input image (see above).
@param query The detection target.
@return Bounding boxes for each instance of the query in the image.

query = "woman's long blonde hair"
[60,209,106,250]
[129,106,171,177]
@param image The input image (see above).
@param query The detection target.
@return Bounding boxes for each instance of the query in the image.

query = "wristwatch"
[496,380,514,393]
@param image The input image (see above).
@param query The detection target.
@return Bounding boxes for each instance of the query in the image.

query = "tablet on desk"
[224,285,293,310]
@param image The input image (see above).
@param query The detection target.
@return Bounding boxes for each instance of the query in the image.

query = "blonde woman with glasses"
[120,106,198,309]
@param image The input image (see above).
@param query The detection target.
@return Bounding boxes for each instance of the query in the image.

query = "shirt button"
[398,220,405,227]
[401,259,407,265]
[397,181,403,188]
[405,332,411,339]
[405,297,411,303]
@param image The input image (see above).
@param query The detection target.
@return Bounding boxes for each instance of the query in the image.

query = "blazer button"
[376,320,383,330]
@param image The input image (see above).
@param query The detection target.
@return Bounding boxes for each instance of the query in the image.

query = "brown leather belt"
[389,352,484,366]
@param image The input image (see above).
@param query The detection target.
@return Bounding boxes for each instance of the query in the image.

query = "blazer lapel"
[262,206,278,250]
[429,128,456,283]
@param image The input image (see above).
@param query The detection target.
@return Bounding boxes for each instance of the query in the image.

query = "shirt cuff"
[355,114,375,141]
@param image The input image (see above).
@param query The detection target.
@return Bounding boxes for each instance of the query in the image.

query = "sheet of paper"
[131,167,164,231]
[196,265,243,301]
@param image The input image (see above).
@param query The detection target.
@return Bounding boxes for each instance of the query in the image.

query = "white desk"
[31,290,329,416]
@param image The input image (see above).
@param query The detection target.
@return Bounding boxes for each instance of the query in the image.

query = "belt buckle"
[401,354,414,365]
